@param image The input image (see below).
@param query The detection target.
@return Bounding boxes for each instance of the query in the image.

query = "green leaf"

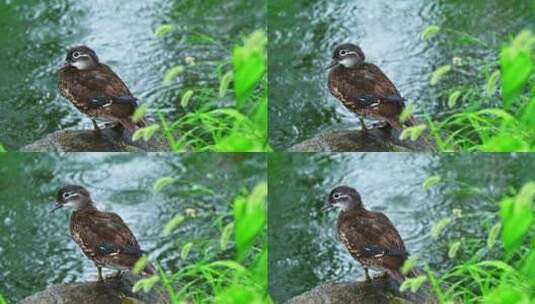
[0,144,5,152]
[448,240,461,258]
[180,90,194,108]
[447,90,462,108]
[154,24,173,38]
[163,66,185,85]
[401,256,417,275]
[163,215,185,236]
[233,31,267,109]
[399,124,427,141]
[522,248,535,278]
[430,65,452,86]
[180,242,193,260]
[423,175,441,191]
[500,182,535,254]
[132,256,149,275]
[219,71,234,97]
[132,128,144,142]
[399,104,415,123]
[500,31,535,109]
[487,222,501,249]
[234,182,267,261]
[143,125,160,141]
[432,217,452,239]
[520,95,535,128]
[421,25,440,41]
[486,70,501,97]
[132,275,160,293]
[153,177,175,192]
[220,222,234,250]
[399,275,428,293]
[132,104,147,123]
[132,125,160,142]
[485,284,524,304]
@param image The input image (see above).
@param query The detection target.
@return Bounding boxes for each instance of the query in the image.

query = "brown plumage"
[58,45,147,132]
[51,185,155,281]
[327,43,416,132]
[323,185,415,283]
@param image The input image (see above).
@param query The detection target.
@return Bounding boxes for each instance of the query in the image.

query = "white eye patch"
[62,192,79,200]
[333,194,349,199]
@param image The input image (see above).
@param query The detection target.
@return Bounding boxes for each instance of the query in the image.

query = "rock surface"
[20,273,169,304]
[286,277,436,304]
[20,125,169,152]
[289,126,436,152]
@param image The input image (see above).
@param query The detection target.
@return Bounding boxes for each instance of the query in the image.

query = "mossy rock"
[286,276,436,304]
[289,126,436,152]
[20,273,168,304]
[20,125,169,152]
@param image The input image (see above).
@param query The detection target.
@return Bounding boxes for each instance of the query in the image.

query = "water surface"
[0,152,266,302]
[268,0,535,150]
[268,153,535,302]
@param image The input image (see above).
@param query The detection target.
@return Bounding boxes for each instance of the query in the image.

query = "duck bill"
[49,202,63,213]
[61,61,71,69]
[326,60,338,70]
[321,202,334,212]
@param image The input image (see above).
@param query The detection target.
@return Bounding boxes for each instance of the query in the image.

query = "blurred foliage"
[133,182,270,303]
[417,28,535,151]
[133,30,269,152]
[403,178,535,303]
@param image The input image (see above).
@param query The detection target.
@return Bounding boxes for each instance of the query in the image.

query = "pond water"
[0,153,266,302]
[268,0,535,150]
[268,153,535,302]
[0,0,263,150]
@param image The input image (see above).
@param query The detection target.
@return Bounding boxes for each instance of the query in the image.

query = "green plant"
[406,28,535,152]
[133,30,269,152]
[402,179,535,303]
[133,182,270,303]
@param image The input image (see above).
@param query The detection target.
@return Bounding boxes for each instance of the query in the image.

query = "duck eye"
[339,50,347,56]
[333,193,341,199]
[72,51,80,59]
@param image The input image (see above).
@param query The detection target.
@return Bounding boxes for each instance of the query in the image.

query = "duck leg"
[96,266,104,282]
[359,118,368,134]
[91,119,101,134]
[364,268,371,281]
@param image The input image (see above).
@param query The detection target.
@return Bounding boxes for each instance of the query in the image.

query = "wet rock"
[20,273,169,304]
[289,126,436,152]
[286,277,436,304]
[20,125,169,152]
